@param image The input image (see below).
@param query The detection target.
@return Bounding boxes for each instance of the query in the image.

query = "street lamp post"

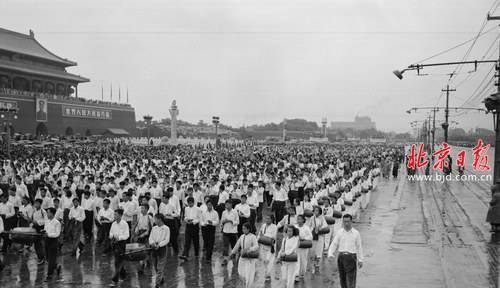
[143,115,153,145]
[0,107,18,159]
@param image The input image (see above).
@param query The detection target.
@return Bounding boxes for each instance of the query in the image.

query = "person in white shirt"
[0,192,15,252]
[309,206,329,271]
[246,185,259,233]
[235,194,251,236]
[166,187,181,223]
[135,204,153,243]
[52,197,64,249]
[256,181,265,222]
[301,192,314,213]
[278,225,299,288]
[149,180,162,208]
[44,207,62,280]
[18,196,33,227]
[61,188,73,241]
[109,208,130,285]
[107,189,120,211]
[81,191,95,241]
[120,192,138,232]
[149,214,170,287]
[14,175,29,199]
[97,199,114,253]
[144,194,158,216]
[230,223,259,288]
[192,183,204,207]
[277,206,297,233]
[200,199,219,262]
[180,197,201,260]
[328,213,363,288]
[271,182,288,223]
[258,214,277,282]
[216,185,229,219]
[32,199,47,264]
[220,199,239,265]
[296,214,313,281]
[39,188,54,210]
[69,197,86,256]
[159,194,179,254]
[173,181,185,217]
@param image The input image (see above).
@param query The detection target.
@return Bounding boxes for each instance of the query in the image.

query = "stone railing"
[0,88,133,108]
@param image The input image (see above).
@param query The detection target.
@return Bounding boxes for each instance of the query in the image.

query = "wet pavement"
[2,166,500,288]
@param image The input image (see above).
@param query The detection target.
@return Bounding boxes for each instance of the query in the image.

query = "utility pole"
[407,106,482,152]
[486,13,500,185]
[431,108,437,154]
[427,114,432,151]
[441,85,456,143]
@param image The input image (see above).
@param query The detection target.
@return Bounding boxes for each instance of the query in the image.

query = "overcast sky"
[2,0,499,132]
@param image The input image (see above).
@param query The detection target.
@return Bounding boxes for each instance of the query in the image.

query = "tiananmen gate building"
[0,27,136,137]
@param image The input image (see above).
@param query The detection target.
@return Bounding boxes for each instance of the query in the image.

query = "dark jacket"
[487,191,500,224]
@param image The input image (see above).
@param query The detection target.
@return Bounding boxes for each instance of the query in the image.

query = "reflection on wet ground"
[0,217,340,288]
[488,233,500,288]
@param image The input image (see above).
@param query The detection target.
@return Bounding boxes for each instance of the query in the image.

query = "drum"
[332,210,343,218]
[281,252,298,262]
[325,216,335,225]
[303,210,313,217]
[123,243,151,261]
[257,236,274,246]
[298,239,313,248]
[344,200,353,206]
[241,250,259,259]
[9,227,42,244]
[318,227,330,235]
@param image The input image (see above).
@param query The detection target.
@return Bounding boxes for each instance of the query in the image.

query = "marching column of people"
[0,142,396,287]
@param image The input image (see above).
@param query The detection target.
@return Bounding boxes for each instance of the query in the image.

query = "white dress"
[232,233,258,288]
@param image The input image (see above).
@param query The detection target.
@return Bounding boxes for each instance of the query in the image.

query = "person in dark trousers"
[180,197,201,261]
[0,216,5,272]
[68,197,86,256]
[159,194,179,254]
[327,214,364,288]
[221,200,239,265]
[44,207,62,280]
[149,213,170,288]
[487,184,500,232]
[97,199,113,253]
[109,208,130,286]
[81,191,94,242]
[201,200,218,263]
[31,198,46,264]
[392,159,399,178]
[0,193,15,253]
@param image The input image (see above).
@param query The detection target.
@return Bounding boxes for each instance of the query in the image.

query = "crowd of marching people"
[0,141,402,287]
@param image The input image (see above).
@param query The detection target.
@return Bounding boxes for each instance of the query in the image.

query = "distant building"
[330,116,376,131]
[0,27,136,136]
